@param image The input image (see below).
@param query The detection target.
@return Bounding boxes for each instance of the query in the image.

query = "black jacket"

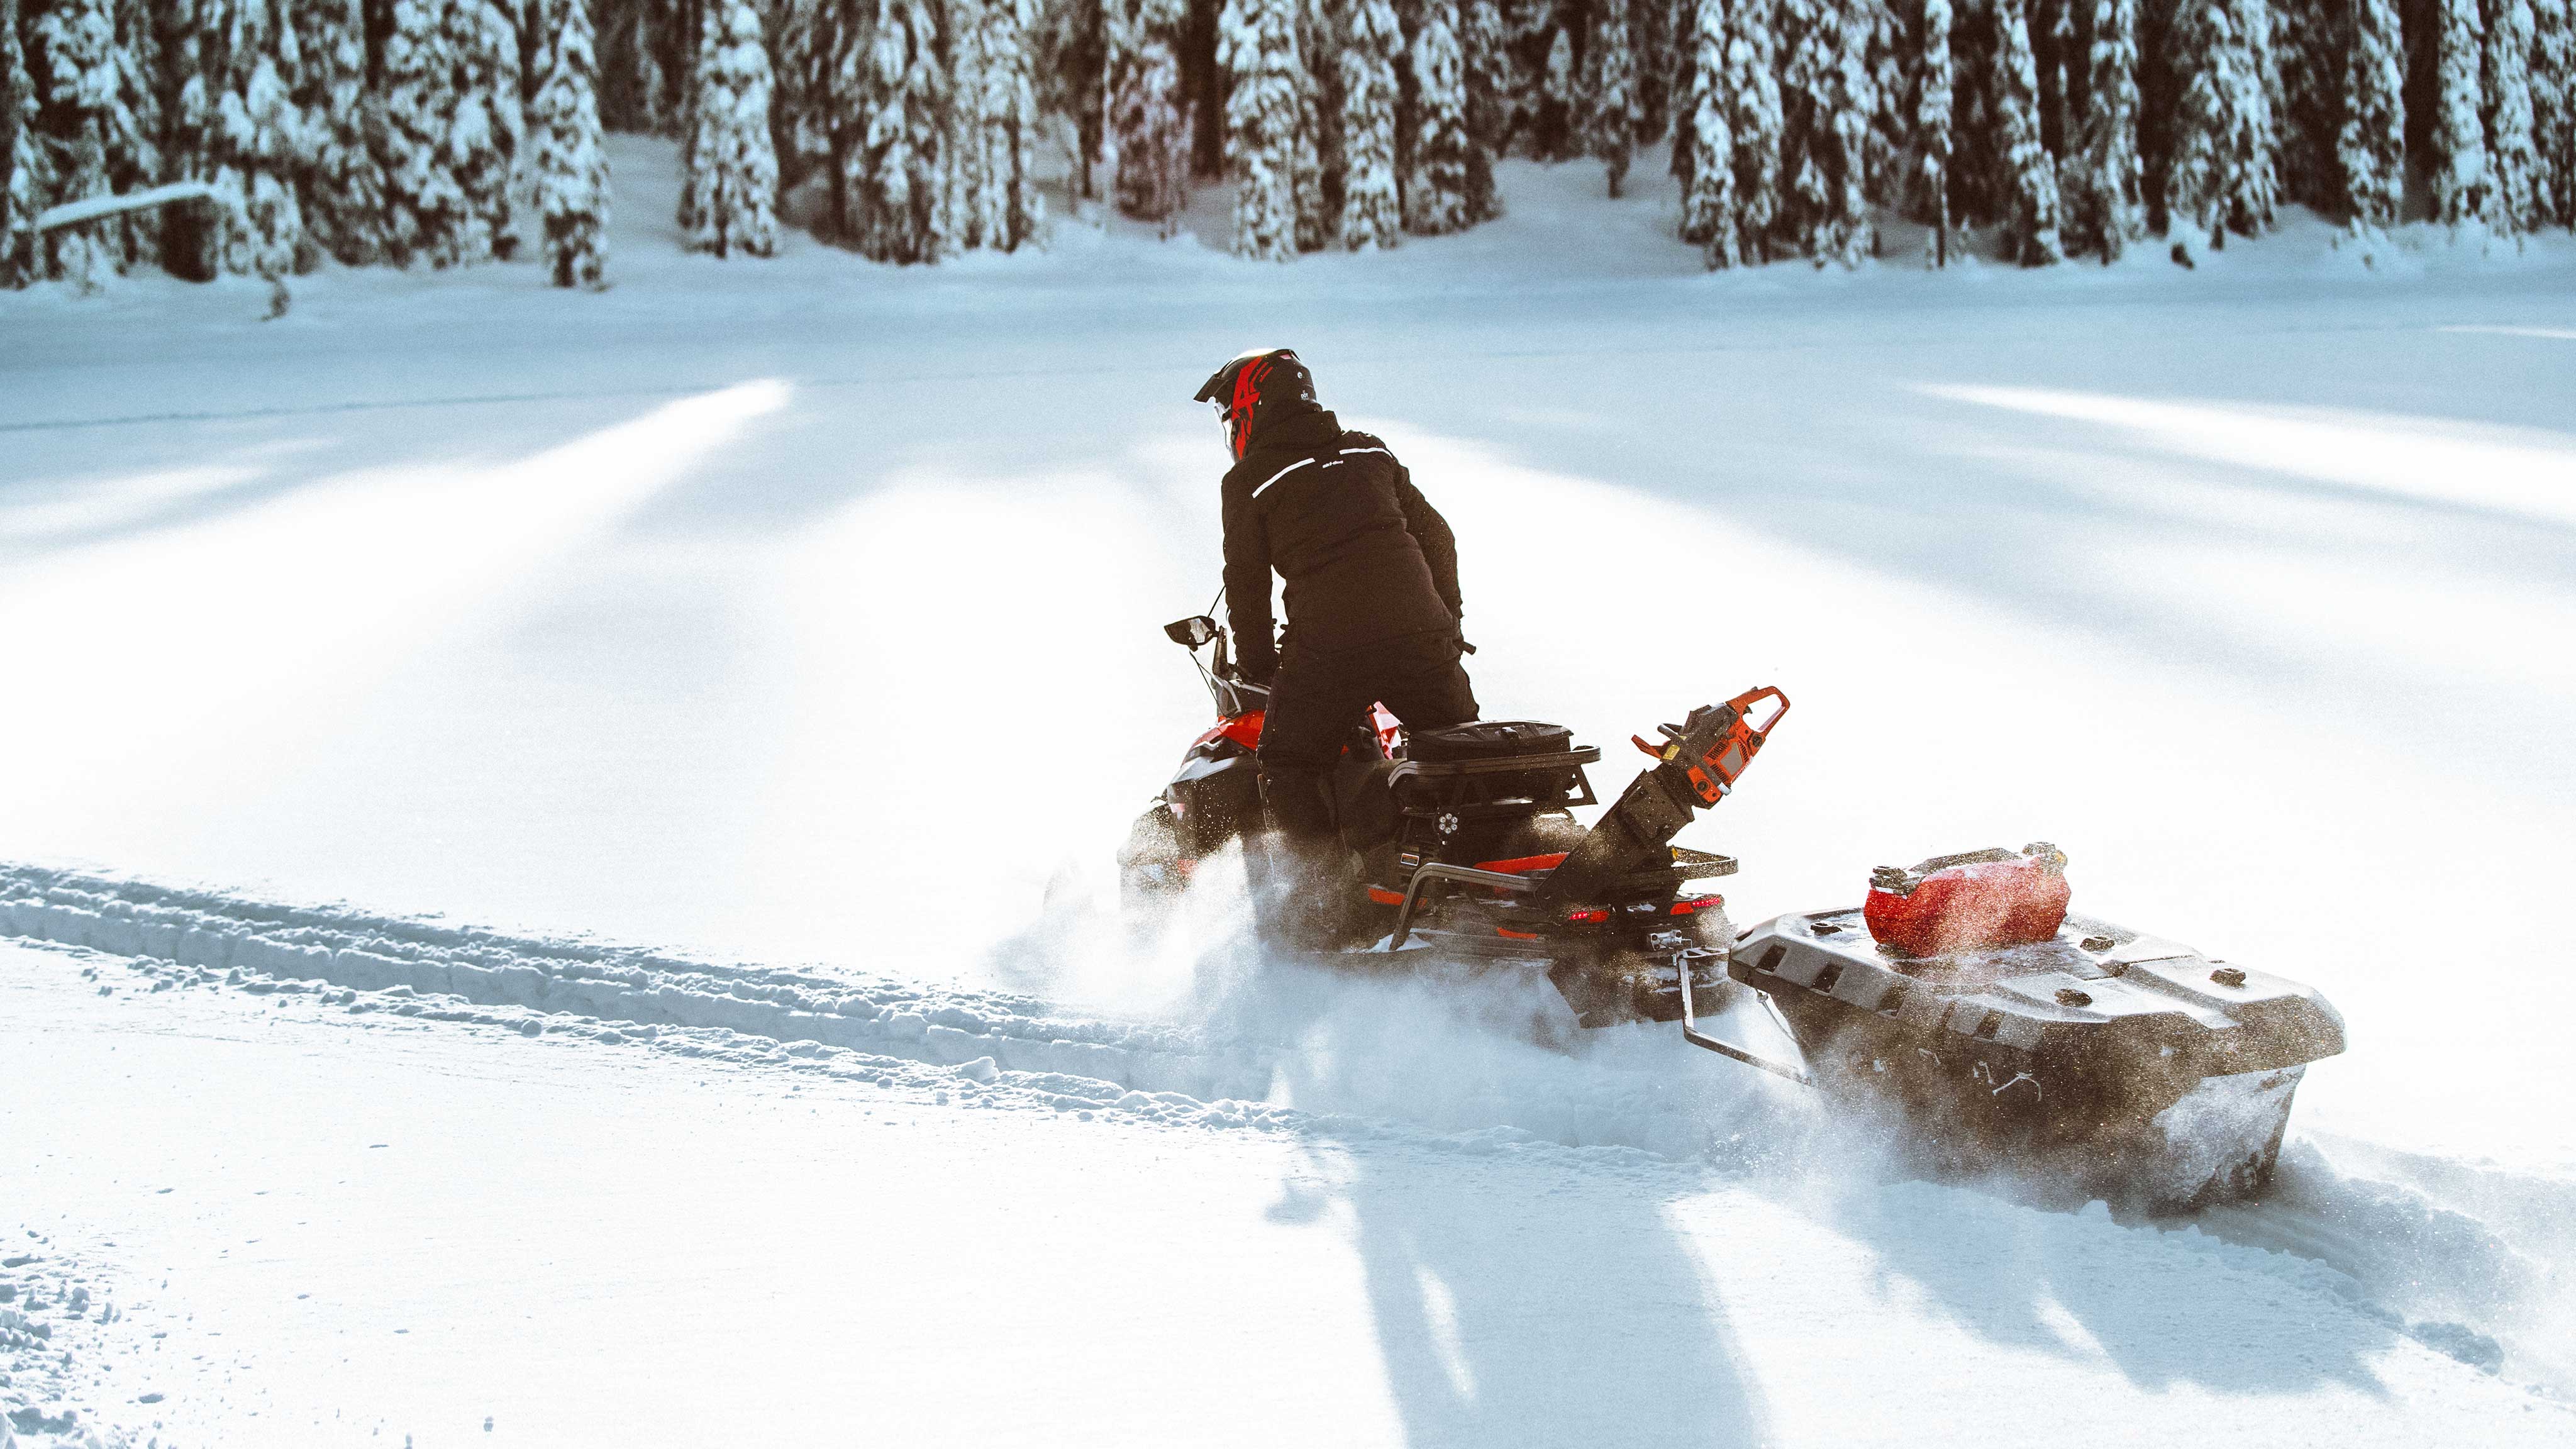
[1221,409,1462,684]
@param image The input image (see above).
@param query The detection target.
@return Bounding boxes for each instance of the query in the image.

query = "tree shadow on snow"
[1360,343,2576,748]
[1274,1141,1774,1449]
[1808,1167,2412,1397]
[0,391,718,565]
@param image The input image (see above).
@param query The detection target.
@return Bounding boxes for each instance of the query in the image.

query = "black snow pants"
[1252,628,1478,947]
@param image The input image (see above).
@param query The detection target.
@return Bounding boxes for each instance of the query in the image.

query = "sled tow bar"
[1677,948,1812,1085]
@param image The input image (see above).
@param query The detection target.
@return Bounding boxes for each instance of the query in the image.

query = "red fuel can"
[1863,843,2071,958]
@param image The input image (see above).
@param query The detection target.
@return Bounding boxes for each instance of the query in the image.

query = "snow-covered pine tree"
[1406,0,1495,230]
[2536,0,2572,225]
[1829,0,1880,258]
[1986,0,2063,261]
[1777,0,1874,263]
[945,0,985,244]
[2431,0,2487,225]
[1671,0,1706,181]
[449,0,521,258]
[1864,0,1908,208]
[677,0,777,255]
[1,0,43,287]
[2165,0,2278,246]
[617,0,700,136]
[2268,0,2334,208]
[1031,0,1107,198]
[1497,0,1553,152]
[1295,0,1339,252]
[944,0,1041,250]
[1534,21,1577,160]
[2061,0,2141,257]
[290,0,384,265]
[1777,0,1829,254]
[2035,0,2068,147]
[40,0,165,274]
[113,0,169,270]
[1585,0,1639,194]
[1219,0,1299,258]
[1462,0,1513,157]
[379,0,472,265]
[28,0,117,284]
[1913,0,1955,262]
[379,0,520,265]
[1338,0,1401,245]
[169,0,312,280]
[1633,0,1677,145]
[534,0,611,284]
[772,0,848,193]
[1675,0,1743,259]
[1106,0,1191,224]
[999,0,1048,247]
[1411,0,1473,228]
[2481,0,2541,231]
[838,0,950,260]
[2338,0,2404,229]
[1945,0,1998,224]
[1726,0,1785,258]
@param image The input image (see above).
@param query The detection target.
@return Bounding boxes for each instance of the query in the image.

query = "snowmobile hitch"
[1675,947,1812,1085]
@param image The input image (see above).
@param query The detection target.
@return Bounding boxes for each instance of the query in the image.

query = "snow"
[6,136,2576,1445]
[7,939,2570,1447]
[30,180,214,233]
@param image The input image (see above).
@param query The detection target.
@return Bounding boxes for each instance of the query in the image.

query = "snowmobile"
[1118,611,1770,1035]
[1121,611,2347,1207]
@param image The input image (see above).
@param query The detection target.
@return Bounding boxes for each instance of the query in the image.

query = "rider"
[1194,347,1479,947]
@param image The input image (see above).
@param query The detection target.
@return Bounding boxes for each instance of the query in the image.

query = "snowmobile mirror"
[1165,615,1220,648]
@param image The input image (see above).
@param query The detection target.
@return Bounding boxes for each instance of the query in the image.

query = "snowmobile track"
[0,862,1261,1104]
[9,857,2572,1399]
[0,860,1821,1170]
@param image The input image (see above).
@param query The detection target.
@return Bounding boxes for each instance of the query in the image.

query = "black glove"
[1237,652,1277,687]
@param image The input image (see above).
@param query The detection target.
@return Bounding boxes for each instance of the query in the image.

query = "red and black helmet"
[1195,347,1317,460]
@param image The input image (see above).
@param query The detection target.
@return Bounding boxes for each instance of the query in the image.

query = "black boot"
[1253,772,1355,953]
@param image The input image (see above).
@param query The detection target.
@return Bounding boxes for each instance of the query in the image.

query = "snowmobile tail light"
[1670,894,1724,916]
[1565,908,1610,924]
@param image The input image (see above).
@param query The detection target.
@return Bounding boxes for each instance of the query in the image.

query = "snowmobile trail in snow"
[0,861,1779,1157]
[8,860,2573,1402]
[13,936,2568,1449]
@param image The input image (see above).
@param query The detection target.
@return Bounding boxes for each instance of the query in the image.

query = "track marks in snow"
[0,862,1243,1099]
[0,862,1794,1164]
[10,860,2573,1404]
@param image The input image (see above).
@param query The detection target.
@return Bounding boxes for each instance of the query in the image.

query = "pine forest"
[5,0,2573,288]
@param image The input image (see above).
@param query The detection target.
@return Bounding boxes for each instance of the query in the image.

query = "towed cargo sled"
[1120,611,2345,1207]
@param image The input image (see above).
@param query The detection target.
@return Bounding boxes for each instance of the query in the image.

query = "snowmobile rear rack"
[1676,946,1813,1085]
[1385,862,1536,952]
[1669,847,1738,880]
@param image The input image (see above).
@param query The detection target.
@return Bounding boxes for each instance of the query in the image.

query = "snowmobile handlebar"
[1165,612,1270,714]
